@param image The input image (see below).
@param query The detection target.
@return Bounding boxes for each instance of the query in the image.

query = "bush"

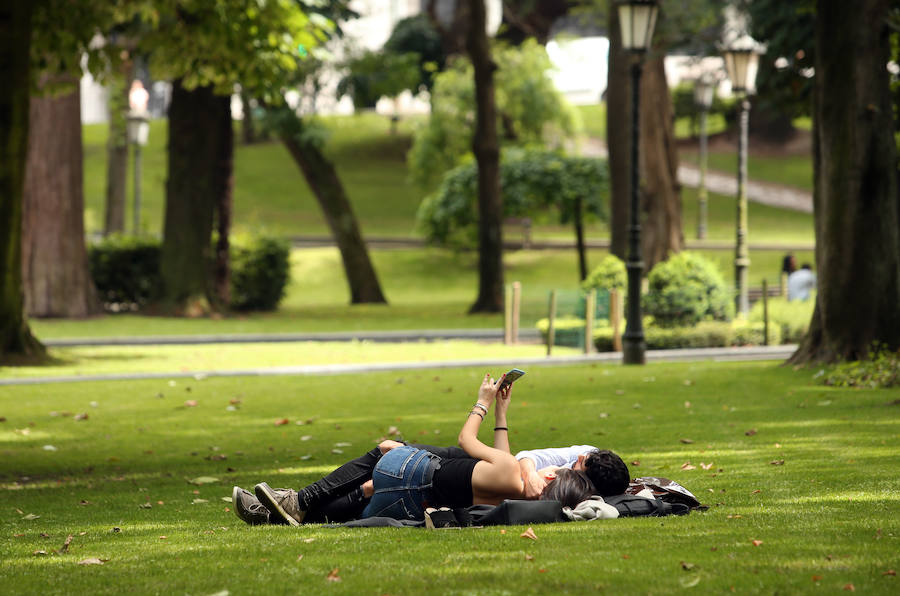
[644,252,733,327]
[582,255,626,293]
[88,235,290,312]
[823,347,900,389]
[88,235,162,309]
[229,236,291,311]
[748,296,813,344]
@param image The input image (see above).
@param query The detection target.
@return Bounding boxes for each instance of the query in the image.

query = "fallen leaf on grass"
[499,529,506,535]
[883,570,896,576]
[189,476,219,485]
[726,515,742,519]
[221,497,232,503]
[751,540,763,547]
[752,489,761,494]
[74,413,89,421]
[274,418,289,426]
[78,558,108,565]
[326,568,341,582]
[745,429,757,436]
[184,400,198,408]
[22,513,40,520]
[812,575,822,582]
[680,561,696,571]
[843,584,855,592]
[42,445,58,451]
[331,449,344,455]
[680,438,694,444]
[139,502,152,509]
[58,534,74,554]
[622,554,630,559]
[681,463,697,471]
[40,533,50,538]
[700,462,714,470]
[387,426,400,436]
[520,527,537,540]
[33,550,49,556]
[303,538,315,543]
[525,554,534,562]
[769,459,785,466]
[631,460,641,466]
[538,568,547,573]
[296,554,304,562]
[159,536,167,540]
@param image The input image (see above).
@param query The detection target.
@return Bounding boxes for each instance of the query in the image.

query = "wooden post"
[511,281,521,344]
[584,289,596,354]
[546,290,557,356]
[610,288,623,352]
[780,272,788,297]
[504,284,512,345]
[762,278,769,346]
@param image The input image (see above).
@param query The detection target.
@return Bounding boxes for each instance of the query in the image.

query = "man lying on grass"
[234,373,630,525]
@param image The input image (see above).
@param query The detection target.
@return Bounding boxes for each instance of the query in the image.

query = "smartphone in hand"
[498,368,525,391]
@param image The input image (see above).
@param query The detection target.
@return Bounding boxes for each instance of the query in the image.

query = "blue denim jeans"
[360,446,440,521]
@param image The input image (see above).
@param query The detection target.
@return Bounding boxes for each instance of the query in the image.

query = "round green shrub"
[643,252,734,327]
[230,236,291,311]
[582,254,626,293]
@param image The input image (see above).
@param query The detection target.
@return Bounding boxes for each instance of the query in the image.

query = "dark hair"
[801,263,812,270]
[582,449,630,496]
[781,254,797,274]
[540,469,595,509]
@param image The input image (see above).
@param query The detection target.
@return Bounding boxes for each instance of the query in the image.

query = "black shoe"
[254,482,305,526]
[425,507,459,529]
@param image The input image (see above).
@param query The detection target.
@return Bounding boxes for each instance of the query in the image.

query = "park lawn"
[1,362,897,594]
[28,245,813,341]
[678,147,814,194]
[0,340,579,380]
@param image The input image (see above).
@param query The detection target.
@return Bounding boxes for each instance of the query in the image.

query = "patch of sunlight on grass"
[776,492,900,504]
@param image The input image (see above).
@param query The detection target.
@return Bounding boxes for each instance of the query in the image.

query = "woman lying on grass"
[255,373,597,524]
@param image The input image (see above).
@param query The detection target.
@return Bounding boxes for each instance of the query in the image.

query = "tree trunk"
[240,90,256,145]
[0,1,45,361]
[213,103,234,309]
[160,81,229,312]
[639,55,683,272]
[574,196,587,281]
[466,0,504,313]
[280,120,387,305]
[789,0,900,363]
[104,58,131,236]
[22,74,100,318]
[606,3,630,261]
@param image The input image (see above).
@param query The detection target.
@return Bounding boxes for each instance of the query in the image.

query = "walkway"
[0,345,797,386]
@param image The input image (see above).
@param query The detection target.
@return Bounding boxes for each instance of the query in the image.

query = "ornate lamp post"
[722,35,762,316]
[618,0,658,365]
[693,73,714,240]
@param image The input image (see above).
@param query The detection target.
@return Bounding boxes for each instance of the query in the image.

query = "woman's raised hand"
[477,372,499,408]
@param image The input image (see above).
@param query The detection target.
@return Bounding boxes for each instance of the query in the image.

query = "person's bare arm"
[492,377,512,454]
[519,457,547,500]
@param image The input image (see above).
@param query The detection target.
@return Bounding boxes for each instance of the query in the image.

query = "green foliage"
[823,346,900,389]
[582,254,626,293]
[644,252,734,327]
[384,14,445,92]
[748,296,814,344]
[417,149,608,246]
[88,235,290,312]
[336,50,421,109]
[88,235,162,309]
[230,236,291,311]
[408,40,580,189]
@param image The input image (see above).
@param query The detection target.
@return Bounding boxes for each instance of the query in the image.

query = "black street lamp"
[722,35,762,316]
[693,73,714,240]
[618,0,658,365]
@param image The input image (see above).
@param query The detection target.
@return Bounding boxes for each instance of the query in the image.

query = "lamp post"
[722,35,761,317]
[693,74,714,240]
[127,80,150,235]
[618,0,658,365]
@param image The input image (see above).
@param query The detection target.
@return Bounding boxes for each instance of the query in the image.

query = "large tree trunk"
[22,74,100,318]
[160,81,230,312]
[280,119,387,304]
[104,58,132,236]
[0,1,45,361]
[466,0,504,313]
[639,55,683,272]
[212,104,233,309]
[789,0,900,364]
[606,3,630,260]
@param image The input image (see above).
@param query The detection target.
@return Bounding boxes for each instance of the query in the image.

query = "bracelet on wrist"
[469,410,484,421]
[472,403,489,414]
[493,426,508,431]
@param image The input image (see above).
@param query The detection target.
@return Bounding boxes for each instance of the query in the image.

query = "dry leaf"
[538,568,547,573]
[303,538,315,543]
[727,515,743,519]
[297,554,304,562]
[680,438,694,444]
[159,536,167,540]
[681,463,697,471]
[631,460,641,466]
[326,568,341,582]
[22,513,40,520]
[274,418,289,426]
[745,429,757,436]
[499,529,507,535]
[769,459,785,466]
[752,489,762,494]
[78,558,107,565]
[520,527,537,540]
[525,554,534,562]
[184,400,198,408]
[812,575,822,582]
[751,540,763,547]
[139,502,152,509]
[700,462,714,470]
[843,584,855,592]
[684,400,692,407]
[387,426,400,436]
[680,561,695,571]
[58,534,74,554]
[883,570,896,576]
[74,413,89,421]
[622,554,631,559]
[32,550,48,556]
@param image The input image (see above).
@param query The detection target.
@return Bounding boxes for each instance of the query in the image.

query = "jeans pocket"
[370,496,413,520]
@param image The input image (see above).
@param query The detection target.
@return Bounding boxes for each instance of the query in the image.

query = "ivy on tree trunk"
[789,0,900,363]
[0,1,45,362]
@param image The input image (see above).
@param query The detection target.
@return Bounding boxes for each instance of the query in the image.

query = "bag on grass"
[604,493,691,517]
[625,476,705,510]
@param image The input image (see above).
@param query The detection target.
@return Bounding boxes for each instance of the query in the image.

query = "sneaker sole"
[254,482,301,527]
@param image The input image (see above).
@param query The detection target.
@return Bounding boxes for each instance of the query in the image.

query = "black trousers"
[298,444,471,523]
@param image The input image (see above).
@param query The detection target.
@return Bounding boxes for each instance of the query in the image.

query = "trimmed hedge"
[748,296,813,344]
[644,252,734,327]
[87,235,290,312]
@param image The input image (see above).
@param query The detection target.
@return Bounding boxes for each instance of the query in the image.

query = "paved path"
[579,139,813,213]
[0,345,797,386]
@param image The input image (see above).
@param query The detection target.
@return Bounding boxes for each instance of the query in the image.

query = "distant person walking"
[788,263,816,301]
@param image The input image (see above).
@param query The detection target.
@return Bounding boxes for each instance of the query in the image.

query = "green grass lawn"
[679,147,814,193]
[2,362,897,594]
